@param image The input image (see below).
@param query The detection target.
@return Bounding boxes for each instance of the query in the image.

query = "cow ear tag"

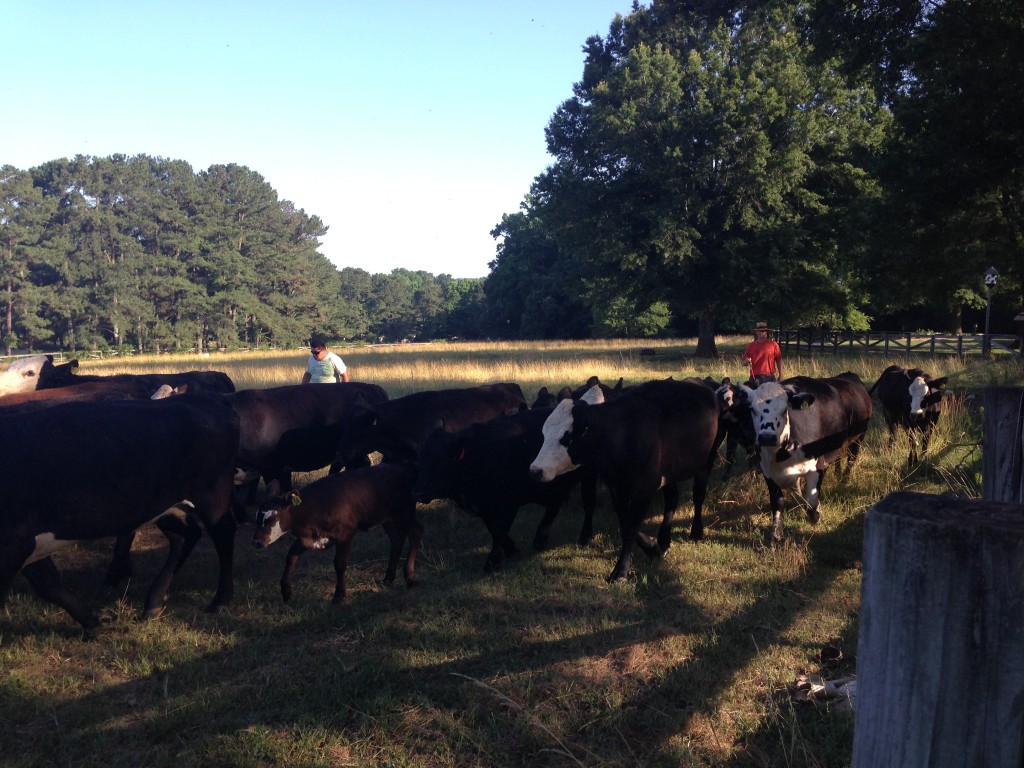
[288,491,302,506]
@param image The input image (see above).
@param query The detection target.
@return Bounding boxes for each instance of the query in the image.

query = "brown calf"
[253,462,422,603]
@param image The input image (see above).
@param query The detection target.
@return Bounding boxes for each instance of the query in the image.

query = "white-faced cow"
[413,407,599,572]
[694,376,757,476]
[868,365,948,466]
[0,395,241,632]
[529,378,719,582]
[332,383,527,467]
[737,373,872,540]
[0,355,73,397]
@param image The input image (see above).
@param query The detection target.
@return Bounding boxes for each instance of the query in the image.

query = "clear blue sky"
[3,1,632,278]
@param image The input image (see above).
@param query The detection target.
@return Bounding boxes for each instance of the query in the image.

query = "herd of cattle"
[0,354,948,633]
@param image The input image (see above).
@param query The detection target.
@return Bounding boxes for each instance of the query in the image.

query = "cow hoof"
[140,605,166,621]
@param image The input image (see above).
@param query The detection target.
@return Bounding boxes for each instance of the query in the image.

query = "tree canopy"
[483,0,1022,351]
[0,155,486,353]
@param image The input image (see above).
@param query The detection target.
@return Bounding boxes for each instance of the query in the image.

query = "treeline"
[485,0,1023,355]
[3,0,1022,356]
[0,157,488,354]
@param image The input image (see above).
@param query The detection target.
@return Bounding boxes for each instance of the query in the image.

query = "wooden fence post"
[852,491,1024,768]
[983,386,1024,504]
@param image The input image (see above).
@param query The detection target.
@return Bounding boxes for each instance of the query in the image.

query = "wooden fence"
[777,329,1022,359]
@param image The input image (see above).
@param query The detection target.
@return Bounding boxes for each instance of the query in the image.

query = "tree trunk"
[948,303,963,334]
[694,310,718,358]
[5,277,13,355]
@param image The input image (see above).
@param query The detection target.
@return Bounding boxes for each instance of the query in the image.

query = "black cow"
[413,407,599,572]
[228,382,390,493]
[529,378,720,582]
[333,383,528,466]
[737,373,872,540]
[102,381,391,589]
[0,395,240,632]
[868,365,948,466]
[39,360,236,395]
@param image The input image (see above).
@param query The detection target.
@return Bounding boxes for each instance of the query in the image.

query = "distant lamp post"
[983,266,999,356]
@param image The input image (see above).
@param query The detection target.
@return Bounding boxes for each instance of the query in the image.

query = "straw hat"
[753,322,772,331]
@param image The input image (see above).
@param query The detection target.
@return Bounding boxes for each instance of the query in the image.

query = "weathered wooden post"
[852,492,1024,767]
[983,386,1024,504]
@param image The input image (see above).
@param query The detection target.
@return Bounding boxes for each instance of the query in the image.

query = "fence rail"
[778,329,1022,359]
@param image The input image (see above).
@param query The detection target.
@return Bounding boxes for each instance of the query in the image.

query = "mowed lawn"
[1,339,1015,768]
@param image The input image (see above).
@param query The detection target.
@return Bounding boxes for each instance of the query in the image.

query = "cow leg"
[482,509,517,573]
[140,510,195,619]
[532,502,561,551]
[381,521,403,585]
[656,484,680,554]
[331,538,353,604]
[908,428,923,466]
[0,538,35,610]
[21,558,101,633]
[610,493,649,582]
[104,532,136,586]
[766,477,785,541]
[803,469,823,524]
[402,517,424,588]
[689,468,710,542]
[203,513,237,612]
[577,469,598,546]
[280,540,307,602]
[710,420,729,473]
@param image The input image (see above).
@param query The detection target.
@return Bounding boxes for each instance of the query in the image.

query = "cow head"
[909,375,947,416]
[529,384,605,482]
[738,381,815,447]
[253,482,301,549]
[0,354,55,397]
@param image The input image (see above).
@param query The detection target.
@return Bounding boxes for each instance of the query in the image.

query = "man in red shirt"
[743,322,783,384]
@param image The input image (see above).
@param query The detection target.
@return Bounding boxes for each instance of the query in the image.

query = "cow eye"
[558,430,573,447]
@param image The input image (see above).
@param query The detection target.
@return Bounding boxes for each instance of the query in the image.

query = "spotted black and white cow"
[868,365,947,466]
[529,378,719,582]
[737,373,872,540]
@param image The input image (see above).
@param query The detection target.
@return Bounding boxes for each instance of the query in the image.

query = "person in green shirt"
[301,334,350,383]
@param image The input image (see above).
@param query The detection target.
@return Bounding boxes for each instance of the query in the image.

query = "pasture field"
[1,339,1019,767]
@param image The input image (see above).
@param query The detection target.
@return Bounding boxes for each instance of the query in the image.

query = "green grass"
[1,341,1019,767]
